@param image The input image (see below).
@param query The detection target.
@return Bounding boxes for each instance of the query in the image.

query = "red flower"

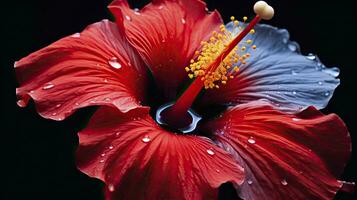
[15,0,352,199]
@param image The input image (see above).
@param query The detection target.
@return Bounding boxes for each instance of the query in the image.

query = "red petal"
[76,107,244,200]
[15,20,148,120]
[202,100,351,200]
[109,0,222,98]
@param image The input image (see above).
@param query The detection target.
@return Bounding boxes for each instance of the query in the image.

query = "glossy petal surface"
[109,0,222,98]
[76,107,244,200]
[16,20,148,120]
[201,23,340,112]
[202,100,351,200]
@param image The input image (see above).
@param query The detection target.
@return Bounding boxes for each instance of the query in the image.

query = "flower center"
[162,1,274,129]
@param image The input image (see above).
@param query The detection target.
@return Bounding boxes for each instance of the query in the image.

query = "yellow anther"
[250,29,255,34]
[252,45,257,49]
[243,16,248,21]
[185,20,255,89]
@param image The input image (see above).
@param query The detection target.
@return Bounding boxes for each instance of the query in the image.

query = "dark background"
[2,0,356,199]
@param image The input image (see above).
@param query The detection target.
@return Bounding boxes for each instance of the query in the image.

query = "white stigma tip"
[254,1,274,20]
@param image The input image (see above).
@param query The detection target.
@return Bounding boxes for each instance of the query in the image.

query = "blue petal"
[208,22,340,112]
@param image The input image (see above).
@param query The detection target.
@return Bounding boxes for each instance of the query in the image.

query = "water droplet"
[292,118,301,122]
[323,67,340,77]
[125,15,131,21]
[29,90,35,94]
[71,33,81,38]
[317,81,323,85]
[109,146,113,150]
[103,78,108,83]
[75,102,80,106]
[158,5,163,9]
[90,100,96,104]
[306,54,316,60]
[17,100,26,107]
[99,159,105,163]
[43,83,55,90]
[288,44,297,51]
[281,179,288,186]
[206,149,215,155]
[14,61,19,68]
[324,91,330,97]
[51,112,57,116]
[56,104,61,108]
[57,117,63,121]
[282,37,288,43]
[292,91,297,95]
[115,132,120,136]
[181,18,186,24]
[247,180,253,185]
[108,57,122,69]
[247,137,256,144]
[101,153,105,157]
[142,135,151,143]
[291,70,298,75]
[108,184,115,192]
[161,39,166,43]
[104,97,111,101]
[216,169,220,173]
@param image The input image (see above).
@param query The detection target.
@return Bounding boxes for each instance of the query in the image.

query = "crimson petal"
[76,107,244,200]
[202,100,351,200]
[109,0,223,98]
[15,20,148,120]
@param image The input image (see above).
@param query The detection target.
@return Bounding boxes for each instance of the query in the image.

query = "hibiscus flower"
[15,0,353,199]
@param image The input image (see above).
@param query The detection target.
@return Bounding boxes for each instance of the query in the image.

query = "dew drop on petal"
[56,104,61,108]
[103,78,108,83]
[115,132,120,136]
[99,159,105,163]
[43,83,55,90]
[75,102,80,106]
[109,146,113,150]
[181,18,186,24]
[247,137,256,144]
[142,135,151,143]
[101,153,105,157]
[306,54,316,60]
[71,33,81,38]
[108,184,115,192]
[158,5,163,9]
[29,90,35,94]
[291,117,300,123]
[104,97,111,102]
[108,57,122,69]
[247,180,253,185]
[51,112,57,116]
[291,70,298,75]
[292,91,297,95]
[324,91,330,97]
[288,44,297,51]
[125,15,131,21]
[206,149,215,155]
[281,179,288,186]
[317,81,323,85]
[216,169,220,173]
[134,11,141,15]
[17,100,26,107]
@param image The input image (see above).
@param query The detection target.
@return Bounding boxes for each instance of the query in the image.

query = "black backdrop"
[2,0,356,199]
